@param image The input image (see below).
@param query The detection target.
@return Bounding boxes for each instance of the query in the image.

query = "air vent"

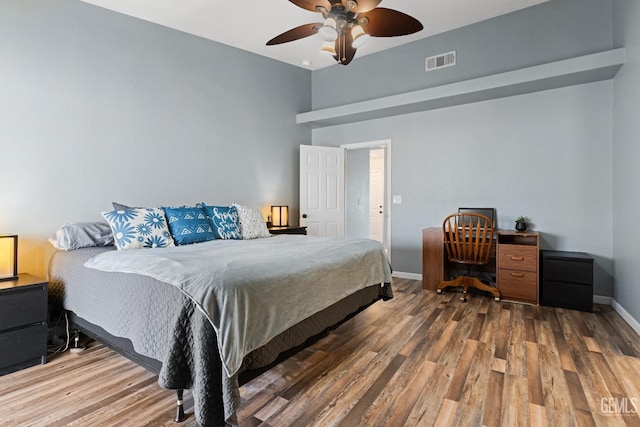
[425,51,456,72]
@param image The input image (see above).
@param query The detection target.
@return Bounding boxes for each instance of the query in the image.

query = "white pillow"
[232,203,271,239]
[102,207,175,250]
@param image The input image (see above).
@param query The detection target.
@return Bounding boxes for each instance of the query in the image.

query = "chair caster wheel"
[460,296,467,302]
[436,289,442,294]
[495,297,500,302]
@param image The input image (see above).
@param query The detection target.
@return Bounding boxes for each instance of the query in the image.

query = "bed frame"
[66,286,385,424]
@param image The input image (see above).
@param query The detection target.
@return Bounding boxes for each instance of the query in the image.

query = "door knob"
[302,214,308,218]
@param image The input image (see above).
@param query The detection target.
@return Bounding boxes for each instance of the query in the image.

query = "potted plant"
[515,215,528,231]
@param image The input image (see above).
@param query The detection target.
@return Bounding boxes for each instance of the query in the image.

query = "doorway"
[343,140,391,259]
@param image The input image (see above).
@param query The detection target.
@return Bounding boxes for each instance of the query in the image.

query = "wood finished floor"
[2,279,640,426]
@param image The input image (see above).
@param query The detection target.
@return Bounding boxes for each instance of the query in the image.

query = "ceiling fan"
[267,0,423,65]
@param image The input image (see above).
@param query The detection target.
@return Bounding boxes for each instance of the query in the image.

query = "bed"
[48,234,392,427]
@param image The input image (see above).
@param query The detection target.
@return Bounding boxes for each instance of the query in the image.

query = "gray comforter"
[49,235,392,426]
[84,235,392,378]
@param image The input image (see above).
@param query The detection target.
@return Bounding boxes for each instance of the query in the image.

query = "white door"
[369,149,385,243]
[300,145,345,237]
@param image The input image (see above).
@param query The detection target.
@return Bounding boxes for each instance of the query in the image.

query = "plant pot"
[515,222,527,232]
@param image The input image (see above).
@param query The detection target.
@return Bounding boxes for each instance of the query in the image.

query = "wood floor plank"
[526,341,544,407]
[371,358,437,427]
[482,369,504,427]
[453,340,493,426]
[3,279,640,427]
[537,343,578,427]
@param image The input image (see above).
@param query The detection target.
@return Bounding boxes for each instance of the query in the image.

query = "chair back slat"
[442,213,495,265]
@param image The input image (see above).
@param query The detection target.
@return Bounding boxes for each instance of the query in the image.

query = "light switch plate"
[392,195,402,204]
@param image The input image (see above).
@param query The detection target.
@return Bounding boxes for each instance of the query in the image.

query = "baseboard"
[392,271,422,281]
[593,295,612,305]
[611,299,640,336]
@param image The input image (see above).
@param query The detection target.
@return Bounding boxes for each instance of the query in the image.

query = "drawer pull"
[511,256,524,261]
[511,272,525,277]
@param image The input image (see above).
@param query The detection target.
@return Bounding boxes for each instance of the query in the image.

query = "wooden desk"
[422,227,540,304]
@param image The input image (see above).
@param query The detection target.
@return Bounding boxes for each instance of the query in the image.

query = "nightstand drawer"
[498,269,537,303]
[498,245,537,272]
[542,259,593,285]
[0,285,47,332]
[542,280,593,312]
[0,323,47,374]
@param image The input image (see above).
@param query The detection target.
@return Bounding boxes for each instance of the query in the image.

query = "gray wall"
[312,0,615,297]
[312,0,613,110]
[345,148,370,239]
[613,0,640,319]
[0,0,311,276]
[314,82,614,296]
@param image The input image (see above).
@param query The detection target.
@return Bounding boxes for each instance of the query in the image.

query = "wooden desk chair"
[436,213,501,302]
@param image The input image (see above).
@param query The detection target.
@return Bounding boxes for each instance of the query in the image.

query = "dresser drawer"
[498,245,537,272]
[0,323,47,374]
[0,285,47,332]
[498,269,537,303]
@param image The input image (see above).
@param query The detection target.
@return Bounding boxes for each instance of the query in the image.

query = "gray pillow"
[112,202,141,210]
[48,222,114,250]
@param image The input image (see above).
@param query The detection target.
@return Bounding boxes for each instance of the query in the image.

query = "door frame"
[341,139,392,260]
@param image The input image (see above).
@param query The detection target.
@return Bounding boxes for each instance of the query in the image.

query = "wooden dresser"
[496,231,540,304]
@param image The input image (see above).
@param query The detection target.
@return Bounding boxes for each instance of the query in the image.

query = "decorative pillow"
[102,208,175,250]
[163,206,216,245]
[232,203,271,239]
[200,204,242,240]
[48,221,114,250]
[112,202,142,211]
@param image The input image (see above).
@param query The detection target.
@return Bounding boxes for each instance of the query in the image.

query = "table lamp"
[0,234,18,281]
[271,206,289,228]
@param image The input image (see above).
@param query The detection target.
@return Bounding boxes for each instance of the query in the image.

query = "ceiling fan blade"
[266,23,321,45]
[351,0,381,13]
[289,0,331,12]
[360,8,423,37]
[334,32,357,65]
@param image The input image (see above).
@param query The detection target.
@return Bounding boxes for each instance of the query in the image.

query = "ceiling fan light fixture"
[319,40,336,55]
[318,17,338,41]
[346,0,358,12]
[351,25,370,49]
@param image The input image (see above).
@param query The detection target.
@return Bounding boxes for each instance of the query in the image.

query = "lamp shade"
[351,25,370,49]
[0,234,18,281]
[318,17,338,41]
[320,40,336,55]
[271,206,289,228]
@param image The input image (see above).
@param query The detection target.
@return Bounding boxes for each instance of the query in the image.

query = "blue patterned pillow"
[200,204,242,240]
[163,206,216,245]
[102,208,175,250]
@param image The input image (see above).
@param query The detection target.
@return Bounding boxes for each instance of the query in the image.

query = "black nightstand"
[0,274,48,375]
[268,226,307,235]
[541,251,594,312]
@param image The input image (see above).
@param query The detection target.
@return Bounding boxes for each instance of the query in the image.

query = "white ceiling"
[79,0,549,71]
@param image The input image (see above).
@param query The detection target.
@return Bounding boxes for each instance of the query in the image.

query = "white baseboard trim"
[392,271,422,281]
[593,295,611,305]
[611,299,640,336]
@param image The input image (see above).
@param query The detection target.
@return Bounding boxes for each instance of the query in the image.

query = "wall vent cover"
[425,51,456,72]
